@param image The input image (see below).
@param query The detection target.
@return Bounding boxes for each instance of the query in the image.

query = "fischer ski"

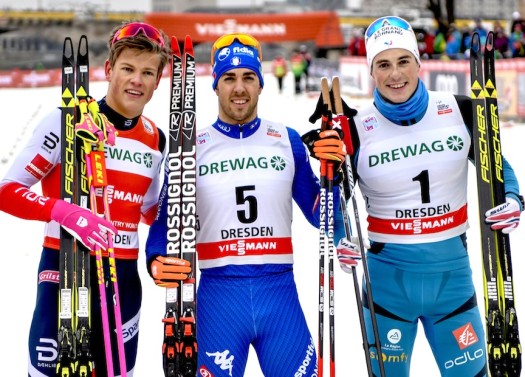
[470,31,521,377]
[57,35,77,377]
[162,35,198,377]
[73,35,94,377]
[57,35,127,377]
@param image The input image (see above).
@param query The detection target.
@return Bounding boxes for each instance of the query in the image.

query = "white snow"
[0,72,523,376]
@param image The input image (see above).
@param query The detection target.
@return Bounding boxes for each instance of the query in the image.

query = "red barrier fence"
[2,57,525,120]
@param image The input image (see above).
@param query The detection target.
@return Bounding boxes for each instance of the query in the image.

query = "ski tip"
[471,32,481,54]
[171,36,181,56]
[78,35,89,58]
[485,31,494,52]
[184,35,194,54]
[63,37,74,58]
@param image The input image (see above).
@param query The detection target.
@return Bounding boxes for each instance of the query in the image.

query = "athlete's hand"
[51,199,117,251]
[302,128,346,163]
[485,197,522,234]
[148,256,192,288]
[336,237,362,273]
[308,89,357,124]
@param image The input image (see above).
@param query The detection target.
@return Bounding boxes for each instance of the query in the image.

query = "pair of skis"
[57,35,126,377]
[470,31,521,376]
[161,35,198,377]
[312,77,385,377]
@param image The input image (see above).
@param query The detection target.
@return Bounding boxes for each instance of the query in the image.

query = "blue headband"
[212,40,264,89]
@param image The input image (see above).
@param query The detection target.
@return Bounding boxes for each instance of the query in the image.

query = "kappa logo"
[206,350,234,376]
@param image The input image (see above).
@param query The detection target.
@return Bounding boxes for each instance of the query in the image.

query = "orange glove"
[148,256,191,288]
[313,129,347,163]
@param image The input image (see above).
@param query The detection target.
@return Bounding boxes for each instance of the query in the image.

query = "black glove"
[308,89,357,124]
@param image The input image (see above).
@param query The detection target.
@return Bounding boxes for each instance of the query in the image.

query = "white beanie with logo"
[365,16,421,72]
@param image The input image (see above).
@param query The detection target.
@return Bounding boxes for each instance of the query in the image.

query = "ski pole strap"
[88,98,118,146]
[76,99,105,144]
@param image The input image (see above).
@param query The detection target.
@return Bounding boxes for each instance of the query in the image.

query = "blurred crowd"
[347,15,525,60]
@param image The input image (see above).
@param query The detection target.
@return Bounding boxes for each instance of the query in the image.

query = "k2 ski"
[162,35,198,377]
[470,31,521,377]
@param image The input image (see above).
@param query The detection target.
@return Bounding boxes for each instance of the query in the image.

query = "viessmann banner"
[144,11,344,48]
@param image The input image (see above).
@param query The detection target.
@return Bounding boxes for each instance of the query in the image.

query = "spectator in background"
[348,28,367,57]
[460,25,474,58]
[493,21,510,58]
[473,18,488,46]
[510,23,525,57]
[421,27,435,59]
[510,11,525,58]
[298,44,312,91]
[433,29,447,58]
[445,24,463,59]
[271,54,288,93]
[290,48,306,94]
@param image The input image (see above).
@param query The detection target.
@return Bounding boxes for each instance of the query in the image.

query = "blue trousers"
[197,269,318,376]
[363,240,487,377]
[28,248,142,376]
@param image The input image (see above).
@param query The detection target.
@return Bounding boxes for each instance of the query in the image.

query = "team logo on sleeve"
[25,153,53,179]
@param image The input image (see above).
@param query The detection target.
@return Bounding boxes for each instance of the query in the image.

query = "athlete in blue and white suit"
[146,34,353,376]
[335,16,524,377]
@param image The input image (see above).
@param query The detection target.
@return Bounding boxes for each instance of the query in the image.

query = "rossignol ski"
[162,35,197,377]
[470,31,521,377]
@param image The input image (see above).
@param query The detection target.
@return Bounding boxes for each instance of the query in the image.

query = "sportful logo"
[199,155,286,175]
[368,136,465,167]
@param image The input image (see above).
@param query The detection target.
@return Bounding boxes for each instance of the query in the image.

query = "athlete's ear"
[104,60,111,82]
[155,72,162,89]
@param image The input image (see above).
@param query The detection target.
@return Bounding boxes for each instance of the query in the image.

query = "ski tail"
[163,35,198,377]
